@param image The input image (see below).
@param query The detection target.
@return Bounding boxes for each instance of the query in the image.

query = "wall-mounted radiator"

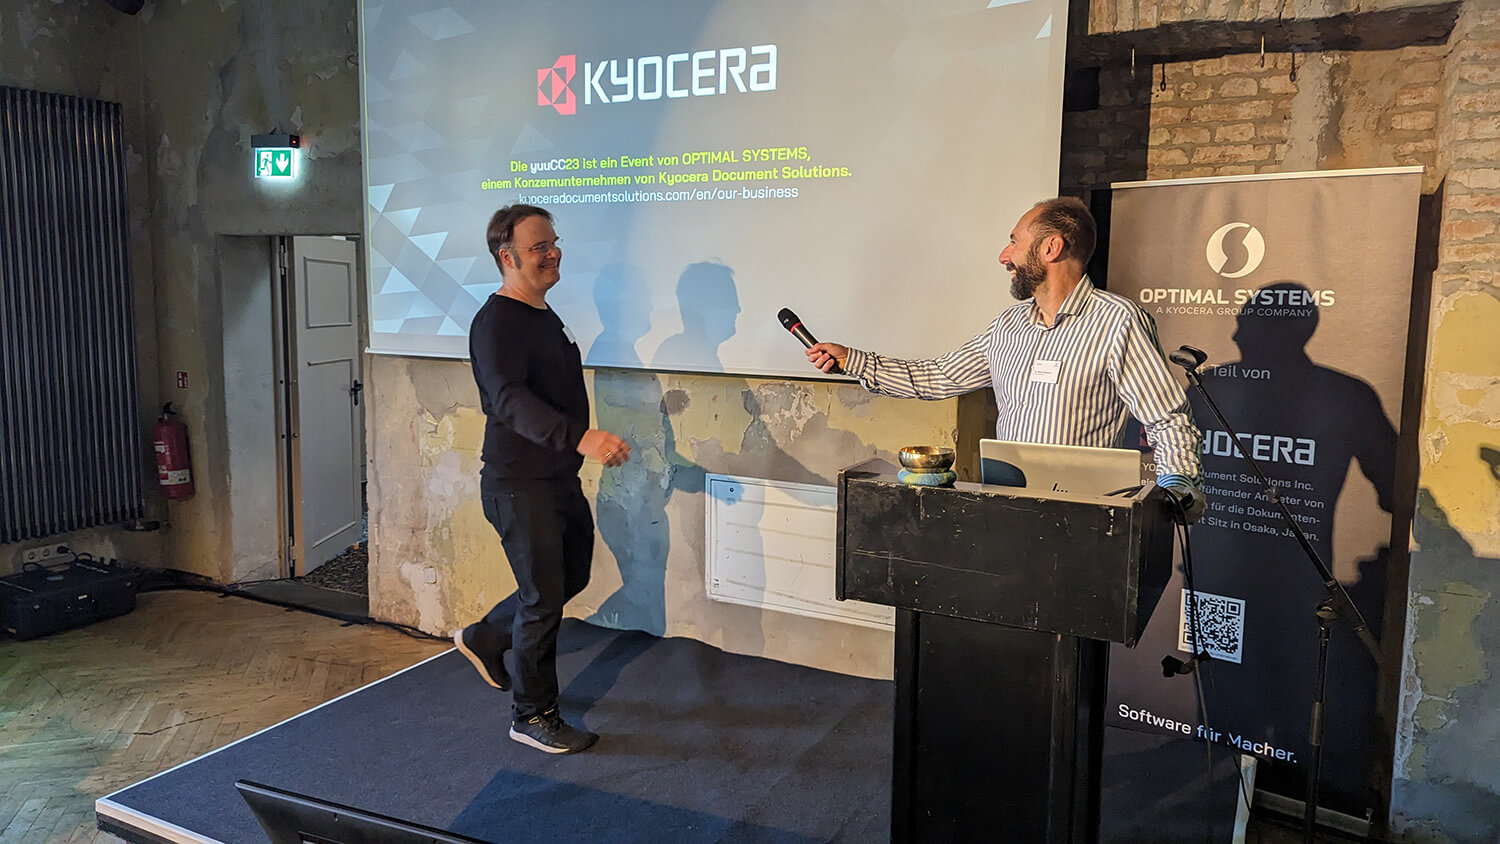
[0,87,143,543]
[706,474,893,631]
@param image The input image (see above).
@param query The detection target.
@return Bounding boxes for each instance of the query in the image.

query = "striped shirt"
[844,277,1202,488]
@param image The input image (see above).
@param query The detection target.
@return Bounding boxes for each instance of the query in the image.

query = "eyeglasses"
[510,238,562,256]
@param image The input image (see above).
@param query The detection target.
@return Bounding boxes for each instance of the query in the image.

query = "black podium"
[836,465,1176,843]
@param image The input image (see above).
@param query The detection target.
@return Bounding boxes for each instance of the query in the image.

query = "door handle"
[351,379,364,406]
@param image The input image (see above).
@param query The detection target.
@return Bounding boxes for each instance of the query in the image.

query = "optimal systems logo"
[1206,222,1266,279]
[537,45,777,115]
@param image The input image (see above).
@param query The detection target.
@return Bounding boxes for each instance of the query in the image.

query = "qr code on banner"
[1178,589,1245,664]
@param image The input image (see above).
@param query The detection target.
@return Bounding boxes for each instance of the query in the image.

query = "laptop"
[979,438,1143,496]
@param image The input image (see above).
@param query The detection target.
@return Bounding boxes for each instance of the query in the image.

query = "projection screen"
[360,0,1069,378]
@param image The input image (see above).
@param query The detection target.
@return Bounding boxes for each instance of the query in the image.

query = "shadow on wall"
[587,260,824,643]
[1200,281,1397,809]
[653,261,741,373]
[589,373,685,637]
[1391,475,1500,842]
[590,263,651,369]
[1114,280,1400,812]
[1481,446,1500,482]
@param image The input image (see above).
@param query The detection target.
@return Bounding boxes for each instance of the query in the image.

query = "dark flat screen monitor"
[235,780,489,844]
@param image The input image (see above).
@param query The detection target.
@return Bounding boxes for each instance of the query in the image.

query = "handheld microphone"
[778,308,843,374]
[1169,345,1208,371]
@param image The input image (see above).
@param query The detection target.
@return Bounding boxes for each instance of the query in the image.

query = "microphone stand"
[1170,346,1380,844]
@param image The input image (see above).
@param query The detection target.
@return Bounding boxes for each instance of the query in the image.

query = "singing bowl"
[898,445,955,472]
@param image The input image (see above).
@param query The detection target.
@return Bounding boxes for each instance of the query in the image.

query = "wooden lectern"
[836,463,1176,843]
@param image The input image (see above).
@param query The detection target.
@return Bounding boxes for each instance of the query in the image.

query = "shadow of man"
[652,261,740,373]
[587,261,672,636]
[588,261,742,637]
[595,259,834,654]
[1187,280,1398,808]
[588,263,651,368]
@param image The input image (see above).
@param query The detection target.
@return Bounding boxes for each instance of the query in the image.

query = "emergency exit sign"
[254,147,297,179]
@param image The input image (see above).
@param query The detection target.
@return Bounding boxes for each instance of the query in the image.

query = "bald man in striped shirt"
[805,196,1206,522]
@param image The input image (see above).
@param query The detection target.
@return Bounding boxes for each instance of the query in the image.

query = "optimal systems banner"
[1104,168,1421,813]
[358,0,1068,375]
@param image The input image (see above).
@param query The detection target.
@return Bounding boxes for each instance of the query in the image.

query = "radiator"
[0,87,144,543]
[705,474,893,631]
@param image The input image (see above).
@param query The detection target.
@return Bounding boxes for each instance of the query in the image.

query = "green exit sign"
[254,147,297,179]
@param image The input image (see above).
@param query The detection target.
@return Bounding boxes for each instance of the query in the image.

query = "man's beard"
[1008,242,1045,300]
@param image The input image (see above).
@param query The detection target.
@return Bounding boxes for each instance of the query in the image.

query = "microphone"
[1169,345,1208,371]
[778,308,842,374]
[1161,651,1212,678]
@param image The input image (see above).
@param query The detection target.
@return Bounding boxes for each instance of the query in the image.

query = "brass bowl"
[898,445,955,472]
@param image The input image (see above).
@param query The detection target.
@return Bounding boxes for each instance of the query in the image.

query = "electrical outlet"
[21,544,69,564]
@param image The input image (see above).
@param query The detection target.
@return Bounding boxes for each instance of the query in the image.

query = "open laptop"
[979,438,1143,496]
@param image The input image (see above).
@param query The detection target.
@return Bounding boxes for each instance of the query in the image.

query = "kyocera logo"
[537,55,577,115]
[537,45,777,115]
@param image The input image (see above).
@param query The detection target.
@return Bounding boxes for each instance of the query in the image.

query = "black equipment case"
[0,557,142,640]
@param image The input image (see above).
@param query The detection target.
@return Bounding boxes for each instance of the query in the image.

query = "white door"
[286,236,364,575]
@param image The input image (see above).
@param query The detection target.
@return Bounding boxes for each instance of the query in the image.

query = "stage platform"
[96,619,1246,843]
[96,620,891,843]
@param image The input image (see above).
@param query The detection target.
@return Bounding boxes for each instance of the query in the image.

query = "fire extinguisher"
[153,403,195,500]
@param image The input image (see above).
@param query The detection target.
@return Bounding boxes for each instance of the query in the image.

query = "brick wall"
[1060,65,1151,190]
[1437,5,1500,287]
[1060,47,1451,188]
[1146,53,1295,178]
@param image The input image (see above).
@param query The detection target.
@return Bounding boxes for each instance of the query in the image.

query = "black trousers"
[477,477,594,719]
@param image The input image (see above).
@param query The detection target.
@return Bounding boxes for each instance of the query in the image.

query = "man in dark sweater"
[455,204,631,754]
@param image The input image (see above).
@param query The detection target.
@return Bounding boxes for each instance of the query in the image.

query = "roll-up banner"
[1104,167,1422,814]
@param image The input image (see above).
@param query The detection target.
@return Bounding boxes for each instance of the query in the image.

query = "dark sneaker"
[454,624,510,691]
[509,709,598,754]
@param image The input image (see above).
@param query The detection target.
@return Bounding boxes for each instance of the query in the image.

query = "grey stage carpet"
[101,620,892,843]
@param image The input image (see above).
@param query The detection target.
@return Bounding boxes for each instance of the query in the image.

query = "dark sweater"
[469,294,589,485]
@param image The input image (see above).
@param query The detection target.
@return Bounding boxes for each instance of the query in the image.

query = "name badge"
[1030,359,1061,384]
[562,325,577,345]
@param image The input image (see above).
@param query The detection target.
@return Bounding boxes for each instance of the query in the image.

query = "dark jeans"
[476,477,594,719]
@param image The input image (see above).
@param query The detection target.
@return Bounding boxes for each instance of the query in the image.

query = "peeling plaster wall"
[131,0,364,582]
[368,357,962,677]
[0,2,163,574]
[1,0,363,580]
[1391,2,1500,839]
[1395,278,1500,835]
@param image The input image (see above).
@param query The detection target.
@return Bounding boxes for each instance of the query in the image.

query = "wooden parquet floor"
[0,589,448,843]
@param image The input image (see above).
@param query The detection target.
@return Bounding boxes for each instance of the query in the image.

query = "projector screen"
[360,0,1068,378]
